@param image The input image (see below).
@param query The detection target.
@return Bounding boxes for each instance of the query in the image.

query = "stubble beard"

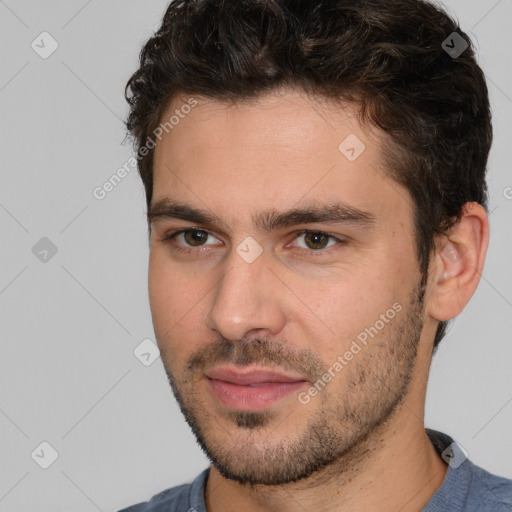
[160,280,426,486]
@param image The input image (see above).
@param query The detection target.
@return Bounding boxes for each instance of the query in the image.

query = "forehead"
[151,89,414,231]
[159,88,363,158]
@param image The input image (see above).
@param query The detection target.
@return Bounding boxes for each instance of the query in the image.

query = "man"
[119,0,512,510]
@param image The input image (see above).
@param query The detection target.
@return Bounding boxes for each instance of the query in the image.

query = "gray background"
[0,0,511,510]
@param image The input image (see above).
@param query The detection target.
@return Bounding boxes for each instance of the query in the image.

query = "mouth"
[205,365,310,411]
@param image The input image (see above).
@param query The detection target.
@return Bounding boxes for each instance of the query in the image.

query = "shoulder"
[117,469,209,512]
[117,484,191,512]
[466,463,512,511]
[425,429,512,511]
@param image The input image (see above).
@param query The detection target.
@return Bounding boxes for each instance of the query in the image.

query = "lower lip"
[207,378,308,411]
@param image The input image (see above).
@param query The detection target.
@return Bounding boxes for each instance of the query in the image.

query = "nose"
[205,246,287,341]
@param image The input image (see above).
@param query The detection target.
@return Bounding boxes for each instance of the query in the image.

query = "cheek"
[148,248,197,309]
[148,251,189,345]
[148,252,173,324]
[148,250,210,358]
[295,262,403,357]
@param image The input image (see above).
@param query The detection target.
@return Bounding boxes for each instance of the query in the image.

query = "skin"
[148,88,489,512]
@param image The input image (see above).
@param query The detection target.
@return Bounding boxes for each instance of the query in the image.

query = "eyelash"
[161,228,347,255]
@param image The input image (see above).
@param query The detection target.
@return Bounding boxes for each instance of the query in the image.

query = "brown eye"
[183,229,209,246]
[303,232,331,250]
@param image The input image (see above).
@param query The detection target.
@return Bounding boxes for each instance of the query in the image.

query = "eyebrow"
[148,198,377,232]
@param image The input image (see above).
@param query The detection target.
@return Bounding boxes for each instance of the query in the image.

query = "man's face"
[149,89,430,485]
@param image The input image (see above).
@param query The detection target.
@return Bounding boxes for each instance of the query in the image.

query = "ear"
[426,202,490,322]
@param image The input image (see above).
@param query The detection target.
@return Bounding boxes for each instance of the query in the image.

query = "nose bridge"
[206,245,285,340]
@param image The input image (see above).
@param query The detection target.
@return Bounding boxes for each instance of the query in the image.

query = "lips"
[205,366,309,411]
[206,366,307,386]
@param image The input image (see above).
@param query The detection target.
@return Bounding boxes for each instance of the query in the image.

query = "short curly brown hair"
[124,0,492,349]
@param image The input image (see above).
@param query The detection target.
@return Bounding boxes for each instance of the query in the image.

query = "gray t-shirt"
[118,430,512,511]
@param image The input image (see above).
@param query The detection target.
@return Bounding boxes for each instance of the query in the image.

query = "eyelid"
[163,227,222,245]
[286,229,347,250]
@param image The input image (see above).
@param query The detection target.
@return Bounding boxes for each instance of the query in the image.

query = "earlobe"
[427,202,489,321]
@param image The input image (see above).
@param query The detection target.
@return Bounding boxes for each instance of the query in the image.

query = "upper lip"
[206,366,308,385]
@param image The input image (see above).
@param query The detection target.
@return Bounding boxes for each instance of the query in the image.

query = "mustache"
[185,337,328,382]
